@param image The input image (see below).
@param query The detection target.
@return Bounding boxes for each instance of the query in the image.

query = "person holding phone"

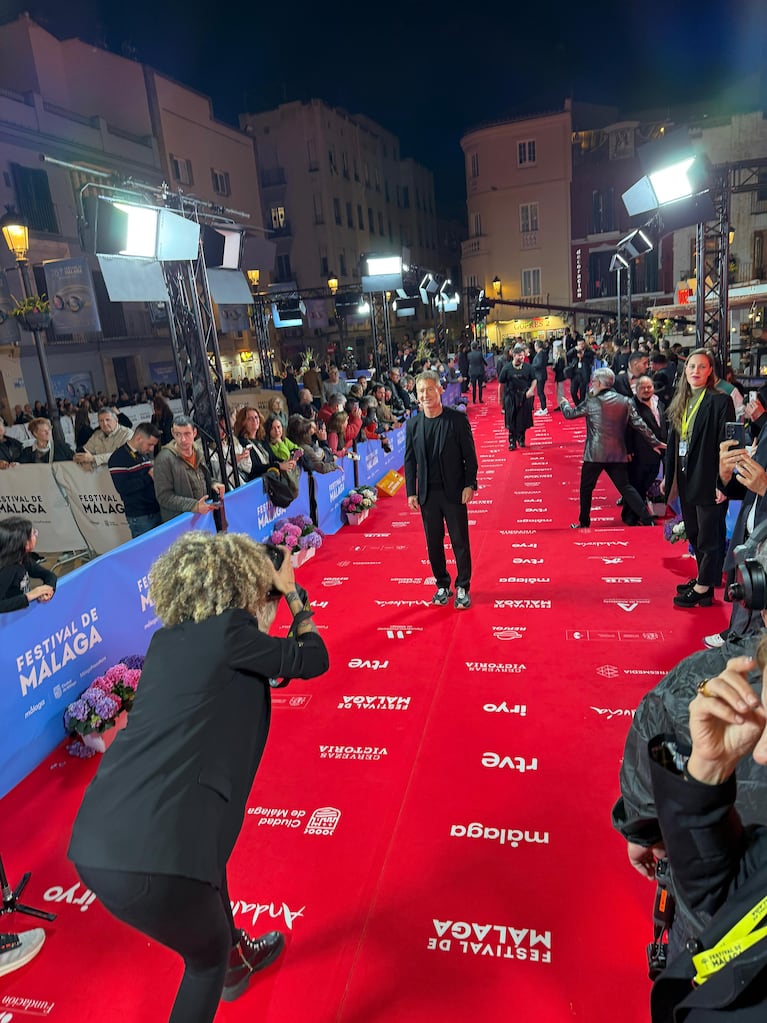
[664,350,734,608]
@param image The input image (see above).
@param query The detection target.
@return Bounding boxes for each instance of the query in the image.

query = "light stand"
[0,853,56,922]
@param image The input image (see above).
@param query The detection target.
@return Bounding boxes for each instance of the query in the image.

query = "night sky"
[8,0,766,215]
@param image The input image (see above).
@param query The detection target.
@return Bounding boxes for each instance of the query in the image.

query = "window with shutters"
[11,163,58,233]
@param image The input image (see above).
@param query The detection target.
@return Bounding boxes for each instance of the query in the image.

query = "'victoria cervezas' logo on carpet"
[465,662,526,673]
[247,805,341,836]
[491,627,526,640]
[427,919,552,963]
[596,665,620,679]
[319,745,388,760]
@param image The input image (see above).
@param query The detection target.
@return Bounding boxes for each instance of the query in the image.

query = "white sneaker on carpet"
[0,929,46,977]
[455,587,471,610]
[534,408,548,416]
[703,632,727,649]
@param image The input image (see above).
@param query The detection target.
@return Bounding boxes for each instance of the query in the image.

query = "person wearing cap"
[498,345,536,450]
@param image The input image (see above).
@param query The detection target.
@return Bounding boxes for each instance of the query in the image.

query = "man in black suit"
[622,375,668,525]
[614,350,650,397]
[405,371,478,610]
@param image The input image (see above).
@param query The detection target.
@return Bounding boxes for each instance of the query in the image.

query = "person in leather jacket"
[560,367,665,529]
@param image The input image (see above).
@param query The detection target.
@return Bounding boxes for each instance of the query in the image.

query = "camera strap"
[692,893,767,984]
[647,859,675,979]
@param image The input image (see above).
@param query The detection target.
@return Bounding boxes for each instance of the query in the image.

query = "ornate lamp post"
[0,206,63,443]
[492,275,503,347]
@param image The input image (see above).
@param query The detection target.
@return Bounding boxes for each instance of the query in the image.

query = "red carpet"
[0,381,729,1022]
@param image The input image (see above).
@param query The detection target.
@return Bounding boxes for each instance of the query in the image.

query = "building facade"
[461,103,574,345]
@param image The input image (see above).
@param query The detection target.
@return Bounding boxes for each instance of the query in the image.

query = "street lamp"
[0,206,63,444]
[491,276,503,346]
[492,275,502,298]
[327,272,339,296]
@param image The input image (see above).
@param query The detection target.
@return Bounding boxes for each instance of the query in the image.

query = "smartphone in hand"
[725,421,746,449]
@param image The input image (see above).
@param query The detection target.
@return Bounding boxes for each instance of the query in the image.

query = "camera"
[263,543,308,606]
[728,518,767,610]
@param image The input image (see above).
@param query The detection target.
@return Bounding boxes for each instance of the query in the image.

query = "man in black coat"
[466,341,486,403]
[622,376,668,525]
[0,418,24,467]
[614,350,650,397]
[405,371,478,610]
[566,338,595,404]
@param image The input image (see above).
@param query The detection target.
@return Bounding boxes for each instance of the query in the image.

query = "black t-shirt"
[422,413,444,489]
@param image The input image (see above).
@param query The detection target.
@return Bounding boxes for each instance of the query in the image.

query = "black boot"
[673,586,714,608]
[508,436,516,450]
[221,931,285,1002]
[518,434,526,448]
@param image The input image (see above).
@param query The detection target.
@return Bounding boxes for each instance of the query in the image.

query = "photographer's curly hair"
[149,532,273,625]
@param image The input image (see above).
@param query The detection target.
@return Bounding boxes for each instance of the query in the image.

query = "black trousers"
[578,462,651,527]
[75,864,238,1023]
[621,458,660,524]
[535,375,547,410]
[571,374,588,404]
[420,486,472,590]
[470,376,484,402]
[678,492,727,588]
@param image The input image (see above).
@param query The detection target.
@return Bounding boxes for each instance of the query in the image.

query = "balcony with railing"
[461,236,490,259]
[520,231,539,250]
[260,167,287,188]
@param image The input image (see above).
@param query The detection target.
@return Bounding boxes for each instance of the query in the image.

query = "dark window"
[357,205,364,230]
[11,163,58,234]
[368,208,375,233]
[276,253,292,281]
[333,198,342,225]
[378,211,384,236]
[339,252,347,276]
[346,202,353,228]
[591,189,615,233]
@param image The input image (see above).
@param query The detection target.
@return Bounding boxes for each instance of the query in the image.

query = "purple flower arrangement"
[341,487,378,513]
[663,516,688,544]
[64,657,144,758]
[269,514,324,553]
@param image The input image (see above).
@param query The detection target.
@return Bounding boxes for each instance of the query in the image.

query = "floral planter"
[344,509,370,526]
[291,547,316,569]
[19,312,52,331]
[82,709,128,754]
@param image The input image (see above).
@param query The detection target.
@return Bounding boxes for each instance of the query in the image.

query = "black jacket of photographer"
[649,736,767,1022]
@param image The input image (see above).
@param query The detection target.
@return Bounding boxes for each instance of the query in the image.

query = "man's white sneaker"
[455,587,471,610]
[0,929,45,977]
[431,587,453,606]
[703,632,727,649]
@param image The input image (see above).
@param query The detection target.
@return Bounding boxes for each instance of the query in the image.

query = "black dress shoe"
[518,438,526,448]
[676,578,697,594]
[508,440,516,450]
[222,931,285,1002]
[570,522,589,529]
[673,586,714,608]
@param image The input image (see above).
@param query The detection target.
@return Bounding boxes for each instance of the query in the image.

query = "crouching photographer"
[613,520,767,1018]
[648,641,767,1021]
[68,531,328,1023]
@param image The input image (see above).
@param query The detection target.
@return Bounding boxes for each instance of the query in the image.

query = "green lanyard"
[681,390,706,441]
[692,892,767,984]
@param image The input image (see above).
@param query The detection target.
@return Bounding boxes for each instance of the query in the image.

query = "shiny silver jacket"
[560,387,659,462]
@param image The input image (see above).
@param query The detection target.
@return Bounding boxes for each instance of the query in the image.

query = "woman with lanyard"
[664,349,734,608]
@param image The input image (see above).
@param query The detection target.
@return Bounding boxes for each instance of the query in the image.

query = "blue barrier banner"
[442,381,462,406]
[0,513,215,799]
[225,471,311,543]
[315,462,354,535]
[357,442,384,488]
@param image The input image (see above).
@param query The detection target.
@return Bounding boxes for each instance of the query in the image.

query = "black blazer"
[627,397,668,464]
[721,425,767,571]
[69,608,328,884]
[664,390,734,505]
[404,406,478,506]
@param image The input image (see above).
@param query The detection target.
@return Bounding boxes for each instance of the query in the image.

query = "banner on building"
[44,257,103,335]
[218,305,250,333]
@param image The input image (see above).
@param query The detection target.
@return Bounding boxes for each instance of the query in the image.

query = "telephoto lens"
[263,543,311,688]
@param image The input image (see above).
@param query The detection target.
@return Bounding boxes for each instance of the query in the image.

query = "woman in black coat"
[664,349,734,608]
[69,531,328,1021]
[0,516,56,613]
[18,417,74,463]
[498,346,536,449]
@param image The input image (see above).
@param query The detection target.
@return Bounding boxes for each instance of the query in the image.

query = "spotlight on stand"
[201,224,245,269]
[93,197,200,260]
[271,295,306,328]
[392,297,418,318]
[438,279,460,312]
[360,254,403,293]
[617,228,654,261]
[621,130,715,230]
[610,252,629,271]
[419,272,439,304]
